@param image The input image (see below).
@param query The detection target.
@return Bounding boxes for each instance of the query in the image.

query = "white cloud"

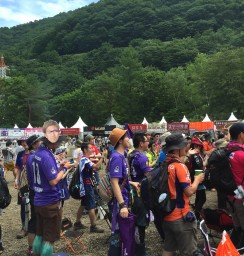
[0,0,98,27]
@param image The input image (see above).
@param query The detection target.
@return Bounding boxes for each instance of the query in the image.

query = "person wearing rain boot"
[32,120,73,256]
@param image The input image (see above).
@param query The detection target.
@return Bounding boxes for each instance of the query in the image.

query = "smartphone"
[69,158,74,164]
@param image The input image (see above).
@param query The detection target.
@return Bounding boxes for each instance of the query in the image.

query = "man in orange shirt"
[162,134,204,256]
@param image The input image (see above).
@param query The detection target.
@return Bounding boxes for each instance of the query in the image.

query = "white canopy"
[14,124,19,128]
[228,112,238,121]
[142,117,149,125]
[159,116,167,124]
[59,122,65,129]
[27,123,33,128]
[181,115,189,122]
[202,114,211,122]
[71,116,87,132]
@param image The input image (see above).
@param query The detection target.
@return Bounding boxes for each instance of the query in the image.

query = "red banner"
[167,122,189,133]
[61,128,80,135]
[128,124,147,131]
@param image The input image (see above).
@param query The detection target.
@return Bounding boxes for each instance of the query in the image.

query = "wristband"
[61,167,67,173]
[119,202,127,210]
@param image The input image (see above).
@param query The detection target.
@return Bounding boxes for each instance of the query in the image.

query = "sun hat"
[215,139,229,149]
[163,133,188,153]
[26,135,41,149]
[191,137,203,146]
[109,128,127,147]
[159,131,171,146]
[151,132,160,138]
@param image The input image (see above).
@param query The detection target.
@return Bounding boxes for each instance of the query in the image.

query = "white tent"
[59,122,65,129]
[71,116,87,132]
[159,116,167,125]
[14,124,19,128]
[202,114,211,122]
[228,112,238,121]
[27,123,33,128]
[181,115,189,122]
[142,117,149,125]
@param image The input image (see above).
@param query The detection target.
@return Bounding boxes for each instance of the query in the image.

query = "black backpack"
[140,159,179,217]
[206,147,244,195]
[0,176,12,209]
[68,165,84,200]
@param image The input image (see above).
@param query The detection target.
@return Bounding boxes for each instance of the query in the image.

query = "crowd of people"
[0,120,243,256]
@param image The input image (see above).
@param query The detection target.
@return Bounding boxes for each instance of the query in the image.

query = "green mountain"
[0,0,243,127]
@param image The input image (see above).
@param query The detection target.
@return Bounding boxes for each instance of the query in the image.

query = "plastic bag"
[216,231,240,256]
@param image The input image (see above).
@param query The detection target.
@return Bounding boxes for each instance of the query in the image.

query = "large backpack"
[140,159,179,217]
[68,165,84,200]
[0,176,12,209]
[206,147,244,195]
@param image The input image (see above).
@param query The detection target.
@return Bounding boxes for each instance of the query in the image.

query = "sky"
[0,0,99,28]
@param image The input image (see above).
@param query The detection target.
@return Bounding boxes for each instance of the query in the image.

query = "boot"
[135,243,146,256]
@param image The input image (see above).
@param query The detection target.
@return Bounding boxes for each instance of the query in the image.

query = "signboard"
[84,125,116,135]
[189,122,214,132]
[128,124,147,132]
[61,128,80,135]
[167,122,189,134]
[214,120,236,130]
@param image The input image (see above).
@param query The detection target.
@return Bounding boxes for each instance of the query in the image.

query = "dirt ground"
[1,169,220,256]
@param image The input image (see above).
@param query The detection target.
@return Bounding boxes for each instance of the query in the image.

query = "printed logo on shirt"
[51,167,56,174]
[114,166,119,173]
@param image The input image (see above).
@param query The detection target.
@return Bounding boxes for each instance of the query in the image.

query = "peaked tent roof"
[159,116,167,124]
[228,112,238,121]
[202,114,211,122]
[71,117,87,132]
[27,123,33,128]
[105,114,121,127]
[181,115,189,122]
[14,124,19,128]
[142,117,149,125]
[59,122,65,129]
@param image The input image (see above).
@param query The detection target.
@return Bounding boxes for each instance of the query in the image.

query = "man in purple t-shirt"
[32,120,72,256]
[128,132,151,255]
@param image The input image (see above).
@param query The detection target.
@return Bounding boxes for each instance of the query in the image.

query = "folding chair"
[60,230,86,255]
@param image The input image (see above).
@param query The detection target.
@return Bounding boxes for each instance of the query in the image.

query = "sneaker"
[74,222,87,230]
[16,229,27,239]
[90,225,104,233]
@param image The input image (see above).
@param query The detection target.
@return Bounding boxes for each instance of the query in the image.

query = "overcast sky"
[0,0,99,28]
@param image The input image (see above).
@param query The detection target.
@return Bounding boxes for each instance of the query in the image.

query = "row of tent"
[13,112,239,131]
[142,112,239,125]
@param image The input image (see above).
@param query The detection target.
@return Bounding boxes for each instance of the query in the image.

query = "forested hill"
[1,0,243,57]
[0,0,243,128]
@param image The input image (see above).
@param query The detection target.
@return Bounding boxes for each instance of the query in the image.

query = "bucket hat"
[163,133,188,153]
[159,131,171,146]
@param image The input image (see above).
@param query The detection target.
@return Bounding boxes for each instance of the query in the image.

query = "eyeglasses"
[46,130,61,135]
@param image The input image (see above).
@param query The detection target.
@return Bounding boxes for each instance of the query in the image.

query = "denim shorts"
[81,184,96,210]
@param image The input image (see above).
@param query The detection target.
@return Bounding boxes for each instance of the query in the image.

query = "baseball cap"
[84,134,94,142]
[26,135,41,149]
[229,122,244,140]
